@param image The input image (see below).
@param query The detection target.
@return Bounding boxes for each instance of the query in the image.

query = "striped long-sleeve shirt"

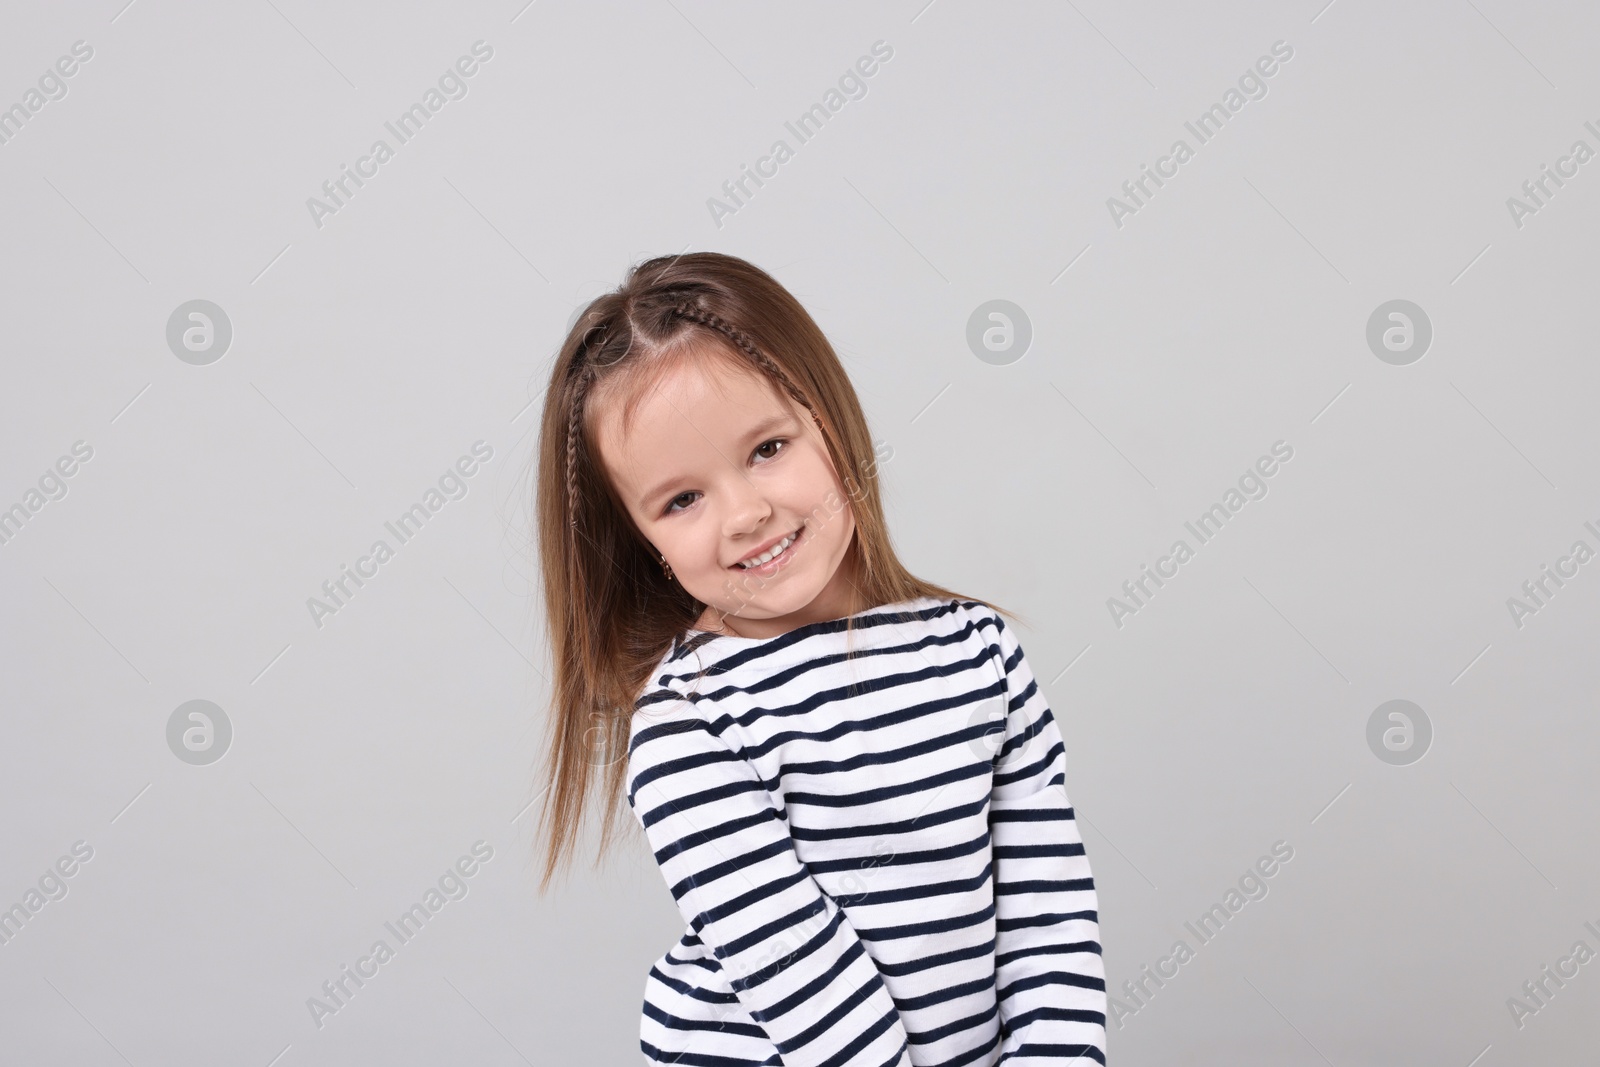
[625,596,1107,1066]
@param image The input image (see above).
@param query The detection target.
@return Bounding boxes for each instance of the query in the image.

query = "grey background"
[2,0,1596,1063]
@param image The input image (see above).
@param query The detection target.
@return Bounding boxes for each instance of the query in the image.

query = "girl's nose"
[721,478,772,538]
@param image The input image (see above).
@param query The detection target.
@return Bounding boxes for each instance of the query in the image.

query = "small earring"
[659,553,674,580]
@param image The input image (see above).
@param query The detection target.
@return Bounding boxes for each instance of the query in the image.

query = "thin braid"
[563,317,618,532]
[565,364,596,532]
[672,304,818,419]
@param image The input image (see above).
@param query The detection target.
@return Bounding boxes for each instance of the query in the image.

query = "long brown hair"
[530,251,1002,893]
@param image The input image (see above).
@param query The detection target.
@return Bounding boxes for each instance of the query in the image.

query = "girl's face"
[593,347,859,640]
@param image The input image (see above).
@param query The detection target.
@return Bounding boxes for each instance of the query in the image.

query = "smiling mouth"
[733,525,805,570]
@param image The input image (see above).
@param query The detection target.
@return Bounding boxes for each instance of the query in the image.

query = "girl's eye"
[754,438,786,461]
[663,491,699,515]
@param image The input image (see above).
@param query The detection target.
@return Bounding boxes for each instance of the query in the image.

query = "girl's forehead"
[649,351,762,403]
[601,349,787,436]
[592,348,795,477]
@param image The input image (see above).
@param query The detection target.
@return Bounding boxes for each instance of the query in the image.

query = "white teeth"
[738,531,796,568]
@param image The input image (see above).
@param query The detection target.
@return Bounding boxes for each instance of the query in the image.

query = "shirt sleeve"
[983,610,1108,1064]
[626,689,912,1067]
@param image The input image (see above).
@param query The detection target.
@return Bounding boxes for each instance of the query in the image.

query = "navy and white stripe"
[626,596,1106,1067]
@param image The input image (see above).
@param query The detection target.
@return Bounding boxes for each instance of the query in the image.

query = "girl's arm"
[984,610,1109,1064]
[627,696,912,1067]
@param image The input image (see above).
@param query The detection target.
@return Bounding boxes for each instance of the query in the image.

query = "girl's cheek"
[697,530,720,569]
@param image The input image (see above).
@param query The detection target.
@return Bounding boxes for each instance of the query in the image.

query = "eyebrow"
[637,412,799,510]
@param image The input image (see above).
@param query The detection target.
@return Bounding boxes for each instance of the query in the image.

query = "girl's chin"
[696,584,818,626]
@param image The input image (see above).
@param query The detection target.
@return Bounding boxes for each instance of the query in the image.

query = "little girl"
[531,252,1107,1065]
